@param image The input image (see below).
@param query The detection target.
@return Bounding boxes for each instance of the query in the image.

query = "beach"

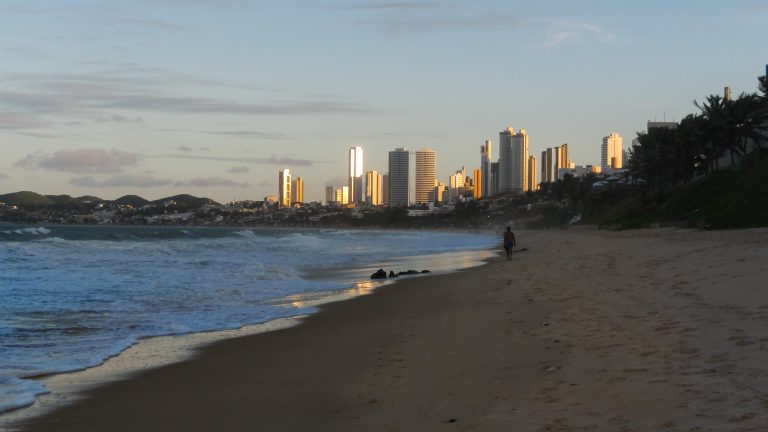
[9,227,768,431]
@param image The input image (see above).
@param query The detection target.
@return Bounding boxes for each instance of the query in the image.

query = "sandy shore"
[10,227,768,431]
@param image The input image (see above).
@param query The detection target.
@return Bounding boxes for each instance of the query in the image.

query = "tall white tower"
[499,127,529,193]
[388,148,409,207]
[481,140,492,198]
[601,133,623,173]
[348,146,364,204]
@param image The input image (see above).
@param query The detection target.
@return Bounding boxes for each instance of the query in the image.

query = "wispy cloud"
[70,174,248,188]
[175,145,194,152]
[227,165,250,173]
[0,172,9,180]
[16,148,141,173]
[203,130,287,139]
[153,153,322,167]
[0,66,382,133]
[336,1,447,11]
[71,174,171,188]
[174,177,248,188]
[542,20,614,47]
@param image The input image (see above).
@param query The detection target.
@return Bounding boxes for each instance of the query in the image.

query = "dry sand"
[10,227,768,431]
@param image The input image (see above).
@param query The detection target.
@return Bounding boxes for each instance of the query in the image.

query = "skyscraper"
[490,162,499,196]
[556,143,570,178]
[382,173,389,205]
[499,127,529,193]
[278,169,291,207]
[480,140,492,198]
[602,133,623,172]
[541,148,556,183]
[388,148,409,207]
[325,185,334,205]
[290,177,304,204]
[348,146,364,204]
[415,148,436,204]
[473,168,482,199]
[448,167,466,202]
[527,156,537,192]
[365,170,383,206]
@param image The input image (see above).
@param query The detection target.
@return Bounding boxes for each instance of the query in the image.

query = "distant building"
[724,86,732,102]
[325,186,335,205]
[499,127,529,193]
[480,140,493,198]
[278,169,291,207]
[601,133,623,173]
[490,162,499,196]
[335,186,350,205]
[434,181,446,204]
[415,148,436,204]
[348,146,364,204]
[527,156,536,192]
[388,148,409,207]
[555,143,570,178]
[291,177,304,204]
[448,167,466,202]
[473,167,482,199]
[365,170,383,206]
[382,173,389,205]
[541,148,556,184]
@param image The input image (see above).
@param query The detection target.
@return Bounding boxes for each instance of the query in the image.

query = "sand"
[9,227,768,431]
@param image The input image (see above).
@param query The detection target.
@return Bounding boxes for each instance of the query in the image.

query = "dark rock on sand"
[420,270,431,274]
[371,269,387,280]
[388,271,398,278]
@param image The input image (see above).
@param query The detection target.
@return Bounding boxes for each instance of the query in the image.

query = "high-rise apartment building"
[325,186,335,205]
[473,168,482,199]
[527,156,537,192]
[382,173,389,205]
[365,171,383,206]
[556,143,570,176]
[601,133,623,172]
[348,146,364,204]
[415,148,436,204]
[290,177,304,204]
[480,140,492,198]
[448,167,466,202]
[499,127,529,193]
[541,148,556,183]
[491,162,499,196]
[278,169,291,207]
[388,148,409,207]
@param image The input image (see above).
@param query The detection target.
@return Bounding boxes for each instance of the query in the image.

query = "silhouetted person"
[503,226,516,260]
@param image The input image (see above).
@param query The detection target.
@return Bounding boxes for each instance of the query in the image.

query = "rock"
[370,269,387,279]
[388,270,398,278]
[420,270,431,274]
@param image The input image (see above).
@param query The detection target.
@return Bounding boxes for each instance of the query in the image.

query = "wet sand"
[12,228,768,431]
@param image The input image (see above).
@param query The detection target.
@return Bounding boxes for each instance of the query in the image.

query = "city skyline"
[1,1,766,202]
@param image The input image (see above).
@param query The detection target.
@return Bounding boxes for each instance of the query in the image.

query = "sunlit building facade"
[348,146,364,204]
[365,170,383,206]
[499,127,529,193]
[601,133,623,173]
[278,169,291,207]
[290,177,304,204]
[527,156,536,192]
[415,148,436,204]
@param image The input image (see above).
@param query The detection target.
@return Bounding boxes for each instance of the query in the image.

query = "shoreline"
[0,246,495,430]
[11,227,768,431]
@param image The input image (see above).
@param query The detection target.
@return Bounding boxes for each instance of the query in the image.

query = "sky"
[1,0,767,203]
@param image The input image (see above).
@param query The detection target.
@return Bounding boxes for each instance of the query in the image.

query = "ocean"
[0,225,496,414]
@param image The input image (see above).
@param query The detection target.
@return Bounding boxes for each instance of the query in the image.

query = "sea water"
[0,225,496,414]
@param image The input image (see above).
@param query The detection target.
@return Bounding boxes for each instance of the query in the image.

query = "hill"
[0,191,55,207]
[150,194,219,208]
[113,195,150,207]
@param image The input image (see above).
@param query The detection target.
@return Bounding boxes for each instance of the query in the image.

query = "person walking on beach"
[503,226,516,260]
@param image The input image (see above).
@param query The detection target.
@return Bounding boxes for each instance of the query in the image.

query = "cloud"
[153,153,321,167]
[325,176,348,188]
[543,20,614,47]
[203,130,286,139]
[0,112,52,130]
[257,179,272,187]
[16,148,141,173]
[71,174,172,188]
[175,145,194,152]
[173,177,249,188]
[0,67,382,126]
[0,172,9,180]
[94,114,143,123]
[227,165,250,173]
[337,1,447,11]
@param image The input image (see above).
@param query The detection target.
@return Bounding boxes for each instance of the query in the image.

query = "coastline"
[10,227,768,431]
[0,245,495,431]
